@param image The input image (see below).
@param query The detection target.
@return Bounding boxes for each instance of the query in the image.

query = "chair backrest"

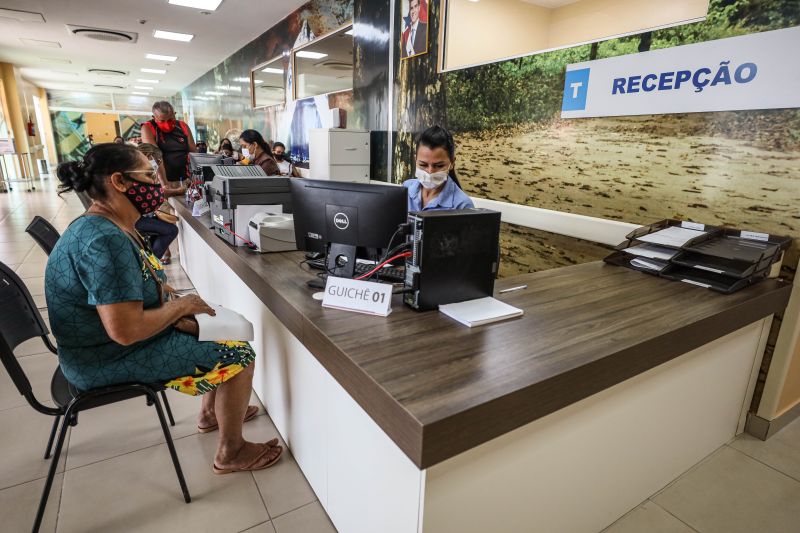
[26,216,61,255]
[0,261,58,413]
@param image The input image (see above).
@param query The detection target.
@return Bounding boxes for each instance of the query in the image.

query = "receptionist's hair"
[416,125,462,189]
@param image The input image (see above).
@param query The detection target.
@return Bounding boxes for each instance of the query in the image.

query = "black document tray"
[603,250,669,275]
[621,219,721,250]
[661,265,759,294]
[673,231,790,279]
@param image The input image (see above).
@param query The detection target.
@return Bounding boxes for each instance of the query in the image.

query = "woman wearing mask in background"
[216,138,235,158]
[135,143,185,264]
[404,125,474,212]
[47,143,282,474]
[238,130,280,176]
[271,142,299,177]
[141,100,196,187]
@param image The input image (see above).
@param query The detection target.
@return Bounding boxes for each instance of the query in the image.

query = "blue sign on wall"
[561,68,591,112]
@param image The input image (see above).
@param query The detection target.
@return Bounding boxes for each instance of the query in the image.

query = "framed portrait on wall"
[401,0,429,59]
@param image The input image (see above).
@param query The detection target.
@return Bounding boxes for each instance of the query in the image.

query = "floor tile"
[602,501,696,533]
[16,260,48,279]
[730,417,800,482]
[58,433,270,533]
[0,405,68,489]
[0,353,58,411]
[0,240,34,253]
[272,501,336,533]
[14,336,54,358]
[0,473,63,533]
[653,446,800,533]
[241,521,277,533]
[33,293,47,308]
[24,276,45,296]
[252,439,316,517]
[0,249,31,263]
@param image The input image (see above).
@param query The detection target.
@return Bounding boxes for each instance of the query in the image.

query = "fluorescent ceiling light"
[0,8,45,23]
[262,67,283,74]
[146,53,178,61]
[168,0,223,10]
[153,30,194,42]
[20,38,60,48]
[132,91,150,95]
[204,91,223,95]
[137,78,160,83]
[296,51,328,60]
[141,68,166,74]
[233,77,250,83]
[253,79,264,84]
[39,57,71,64]
[133,85,152,90]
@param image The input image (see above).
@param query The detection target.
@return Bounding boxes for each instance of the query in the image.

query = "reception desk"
[172,199,791,533]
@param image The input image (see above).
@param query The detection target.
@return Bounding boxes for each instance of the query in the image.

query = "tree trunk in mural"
[638,31,653,52]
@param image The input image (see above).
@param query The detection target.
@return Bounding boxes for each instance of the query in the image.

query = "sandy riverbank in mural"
[454,112,800,276]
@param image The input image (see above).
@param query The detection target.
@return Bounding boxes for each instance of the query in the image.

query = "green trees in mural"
[446,0,799,132]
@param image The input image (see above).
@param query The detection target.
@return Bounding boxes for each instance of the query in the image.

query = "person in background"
[216,138,236,159]
[404,125,474,212]
[196,141,208,154]
[136,143,185,264]
[141,101,196,187]
[271,142,299,177]
[238,130,279,176]
[48,142,282,474]
[113,136,125,144]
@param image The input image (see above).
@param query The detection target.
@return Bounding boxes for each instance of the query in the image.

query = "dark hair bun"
[56,160,91,193]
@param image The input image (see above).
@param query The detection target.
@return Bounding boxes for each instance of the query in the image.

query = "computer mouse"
[305,251,324,260]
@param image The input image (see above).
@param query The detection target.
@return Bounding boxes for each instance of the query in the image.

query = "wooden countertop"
[173,199,792,468]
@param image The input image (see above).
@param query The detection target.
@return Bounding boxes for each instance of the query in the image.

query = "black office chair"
[25,216,60,255]
[0,262,191,533]
[25,216,177,425]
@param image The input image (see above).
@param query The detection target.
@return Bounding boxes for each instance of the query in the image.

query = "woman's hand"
[176,294,216,317]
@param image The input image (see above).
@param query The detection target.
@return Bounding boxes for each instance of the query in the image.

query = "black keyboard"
[307,258,405,283]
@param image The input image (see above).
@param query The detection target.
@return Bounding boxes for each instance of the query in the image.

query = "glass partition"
[251,57,286,109]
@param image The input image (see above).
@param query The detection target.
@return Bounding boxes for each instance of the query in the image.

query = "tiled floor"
[0,178,335,533]
[1,177,799,533]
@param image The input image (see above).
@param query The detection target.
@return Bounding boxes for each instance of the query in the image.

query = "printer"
[248,213,297,253]
[206,165,293,246]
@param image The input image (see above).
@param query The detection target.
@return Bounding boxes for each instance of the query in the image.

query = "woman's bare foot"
[198,405,259,433]
[213,439,282,473]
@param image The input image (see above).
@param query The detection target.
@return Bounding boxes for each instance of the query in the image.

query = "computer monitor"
[188,153,224,182]
[290,179,408,278]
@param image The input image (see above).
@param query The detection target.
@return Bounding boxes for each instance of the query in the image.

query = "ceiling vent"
[316,61,352,71]
[66,25,138,43]
[88,68,128,77]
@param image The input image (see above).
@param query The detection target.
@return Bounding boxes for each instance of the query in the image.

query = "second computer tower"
[404,209,501,311]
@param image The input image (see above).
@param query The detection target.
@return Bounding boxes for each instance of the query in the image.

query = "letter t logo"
[562,68,591,112]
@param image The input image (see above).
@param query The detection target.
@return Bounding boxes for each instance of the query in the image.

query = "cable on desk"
[354,251,411,281]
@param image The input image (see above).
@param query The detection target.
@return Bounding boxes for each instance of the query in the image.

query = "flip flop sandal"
[198,405,260,433]
[212,441,283,475]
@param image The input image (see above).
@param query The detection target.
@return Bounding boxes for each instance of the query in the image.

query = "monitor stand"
[327,243,357,279]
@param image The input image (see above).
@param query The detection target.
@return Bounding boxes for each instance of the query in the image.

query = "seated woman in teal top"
[46,143,281,474]
[404,125,474,212]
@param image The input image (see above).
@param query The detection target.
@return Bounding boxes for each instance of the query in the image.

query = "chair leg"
[149,390,191,503]
[44,415,60,459]
[160,389,176,426]
[33,408,72,533]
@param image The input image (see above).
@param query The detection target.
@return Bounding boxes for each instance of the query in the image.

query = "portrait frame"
[400,0,429,60]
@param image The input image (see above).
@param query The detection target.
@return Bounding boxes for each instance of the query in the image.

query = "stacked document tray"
[604,219,791,293]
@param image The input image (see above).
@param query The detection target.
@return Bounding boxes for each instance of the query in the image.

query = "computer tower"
[404,209,501,311]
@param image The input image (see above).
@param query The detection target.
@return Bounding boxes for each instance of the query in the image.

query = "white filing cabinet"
[309,128,370,183]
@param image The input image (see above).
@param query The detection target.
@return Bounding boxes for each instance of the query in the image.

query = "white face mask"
[149,159,159,171]
[415,167,448,189]
[241,147,251,158]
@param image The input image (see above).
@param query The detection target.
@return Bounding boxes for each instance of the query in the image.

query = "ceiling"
[0,0,306,101]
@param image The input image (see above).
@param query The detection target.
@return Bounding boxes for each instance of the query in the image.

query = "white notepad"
[439,297,524,328]
[623,243,678,261]
[194,304,254,342]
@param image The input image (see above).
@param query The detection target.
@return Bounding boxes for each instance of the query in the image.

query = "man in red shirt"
[141,101,196,187]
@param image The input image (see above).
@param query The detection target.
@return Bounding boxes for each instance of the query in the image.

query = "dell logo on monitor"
[333,213,350,230]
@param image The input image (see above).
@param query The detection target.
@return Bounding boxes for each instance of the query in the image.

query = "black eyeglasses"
[124,170,159,182]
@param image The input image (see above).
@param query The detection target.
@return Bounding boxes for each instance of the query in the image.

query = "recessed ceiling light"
[261,67,283,74]
[132,91,150,95]
[137,79,160,83]
[168,0,223,10]
[20,38,61,48]
[146,53,178,61]
[141,68,166,74]
[153,30,194,42]
[204,91,223,96]
[0,8,45,23]
[134,85,153,90]
[233,77,250,83]
[296,51,327,59]
[39,57,71,64]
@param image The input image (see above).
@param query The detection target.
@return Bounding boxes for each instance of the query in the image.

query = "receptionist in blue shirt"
[404,126,474,212]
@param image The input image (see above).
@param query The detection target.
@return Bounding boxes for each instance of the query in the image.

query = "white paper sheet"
[194,304,254,342]
[637,226,706,248]
[630,257,668,271]
[439,297,523,328]
[623,243,678,261]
